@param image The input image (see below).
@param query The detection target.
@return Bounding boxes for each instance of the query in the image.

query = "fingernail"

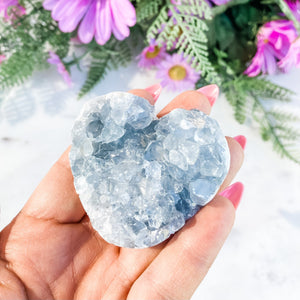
[219,182,244,209]
[144,83,162,103]
[196,84,219,106]
[233,135,247,150]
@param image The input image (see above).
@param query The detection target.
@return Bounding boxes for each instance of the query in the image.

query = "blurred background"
[0,64,300,300]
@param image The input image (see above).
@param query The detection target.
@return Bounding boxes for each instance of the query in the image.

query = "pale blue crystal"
[70,92,230,248]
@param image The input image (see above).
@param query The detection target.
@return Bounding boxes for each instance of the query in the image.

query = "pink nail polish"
[196,84,219,106]
[219,182,244,209]
[233,135,247,150]
[144,83,162,103]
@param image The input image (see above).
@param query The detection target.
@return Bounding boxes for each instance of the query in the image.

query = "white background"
[0,63,300,299]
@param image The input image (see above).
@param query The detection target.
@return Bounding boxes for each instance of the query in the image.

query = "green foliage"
[78,49,111,99]
[136,0,164,23]
[147,1,221,84]
[0,1,71,89]
[0,48,45,89]
[78,38,133,98]
[223,76,300,164]
[208,1,283,73]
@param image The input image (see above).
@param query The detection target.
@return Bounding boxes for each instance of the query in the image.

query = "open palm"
[0,89,244,300]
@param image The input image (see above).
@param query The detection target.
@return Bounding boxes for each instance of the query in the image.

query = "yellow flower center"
[146,46,161,59]
[168,65,187,81]
[264,39,269,44]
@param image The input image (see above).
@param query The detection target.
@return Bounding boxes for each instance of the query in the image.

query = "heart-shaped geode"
[70,92,230,248]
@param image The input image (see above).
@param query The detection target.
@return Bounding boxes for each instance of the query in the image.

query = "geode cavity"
[70,92,230,248]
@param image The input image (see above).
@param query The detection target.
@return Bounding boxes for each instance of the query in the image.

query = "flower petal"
[43,0,59,10]
[0,0,17,9]
[110,0,130,40]
[78,0,97,44]
[52,0,78,21]
[244,49,264,77]
[47,51,60,64]
[112,0,136,27]
[95,0,112,45]
[58,0,90,32]
[263,46,277,75]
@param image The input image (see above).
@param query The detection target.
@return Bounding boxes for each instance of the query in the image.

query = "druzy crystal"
[70,92,230,248]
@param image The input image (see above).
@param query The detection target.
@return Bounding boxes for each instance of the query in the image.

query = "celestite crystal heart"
[70,92,230,248]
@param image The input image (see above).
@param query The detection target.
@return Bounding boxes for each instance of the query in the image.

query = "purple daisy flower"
[156,53,200,91]
[43,0,136,45]
[137,40,167,69]
[0,0,25,22]
[278,38,300,72]
[47,51,72,86]
[245,20,297,76]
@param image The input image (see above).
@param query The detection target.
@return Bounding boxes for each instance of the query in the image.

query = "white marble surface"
[0,63,300,299]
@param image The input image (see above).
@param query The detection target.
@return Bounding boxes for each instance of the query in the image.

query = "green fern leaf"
[78,51,110,99]
[223,75,300,164]
[136,0,163,23]
[244,77,293,101]
[147,1,221,84]
[109,40,133,69]
[0,48,45,89]
[147,5,169,42]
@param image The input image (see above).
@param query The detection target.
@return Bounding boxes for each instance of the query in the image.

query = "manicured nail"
[196,84,219,106]
[233,135,247,150]
[144,83,162,103]
[219,182,244,209]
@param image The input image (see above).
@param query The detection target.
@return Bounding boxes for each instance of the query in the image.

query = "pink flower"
[0,54,6,64]
[244,45,278,77]
[245,20,297,76]
[137,40,167,69]
[0,0,25,22]
[47,51,72,86]
[43,0,136,45]
[278,38,300,72]
[285,0,300,22]
[156,53,200,91]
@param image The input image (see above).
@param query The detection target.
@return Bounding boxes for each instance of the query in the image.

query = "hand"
[0,88,244,300]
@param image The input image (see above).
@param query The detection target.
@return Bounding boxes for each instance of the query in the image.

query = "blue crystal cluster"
[70,92,230,248]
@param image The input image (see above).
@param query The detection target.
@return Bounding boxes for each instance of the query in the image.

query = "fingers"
[219,137,244,193]
[128,89,156,105]
[129,88,212,118]
[22,147,85,223]
[0,259,27,300]
[157,90,211,118]
[128,195,235,300]
[99,244,166,300]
